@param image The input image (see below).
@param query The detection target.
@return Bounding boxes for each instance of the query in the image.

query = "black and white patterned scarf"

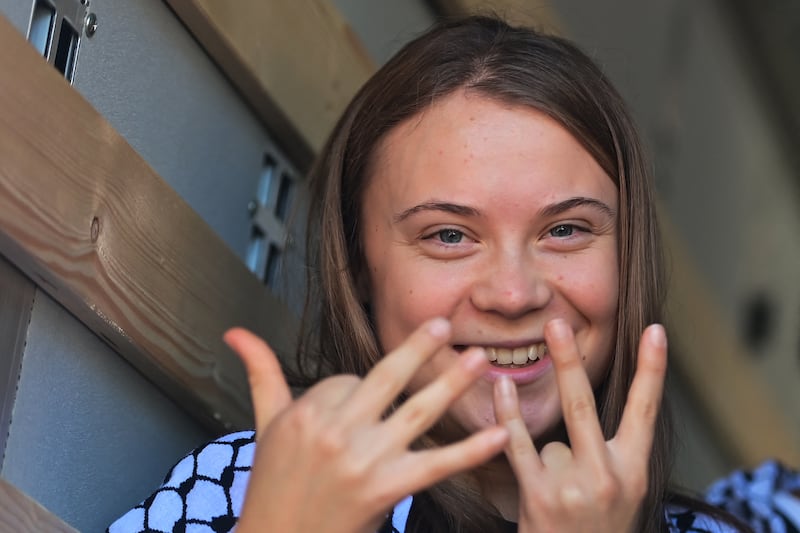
[108,431,792,532]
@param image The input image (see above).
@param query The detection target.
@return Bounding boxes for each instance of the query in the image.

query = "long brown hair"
[297,15,674,532]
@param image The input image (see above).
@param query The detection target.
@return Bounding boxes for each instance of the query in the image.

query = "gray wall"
[1,290,210,531]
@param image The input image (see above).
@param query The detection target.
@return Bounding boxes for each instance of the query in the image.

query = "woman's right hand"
[225,318,509,533]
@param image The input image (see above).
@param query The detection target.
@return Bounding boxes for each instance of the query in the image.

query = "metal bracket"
[26,0,91,83]
[246,152,297,287]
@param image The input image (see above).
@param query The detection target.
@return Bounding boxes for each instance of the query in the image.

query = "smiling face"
[361,90,619,441]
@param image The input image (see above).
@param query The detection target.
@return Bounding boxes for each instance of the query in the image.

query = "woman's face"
[361,91,619,440]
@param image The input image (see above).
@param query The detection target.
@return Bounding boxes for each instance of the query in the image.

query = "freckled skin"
[361,91,619,443]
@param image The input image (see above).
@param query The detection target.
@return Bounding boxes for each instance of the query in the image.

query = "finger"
[494,376,543,476]
[538,441,573,471]
[344,318,452,422]
[544,319,606,458]
[224,328,292,436]
[384,346,489,445]
[300,374,362,410]
[615,324,667,462]
[391,426,509,499]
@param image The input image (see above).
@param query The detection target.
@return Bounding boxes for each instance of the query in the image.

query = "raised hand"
[227,318,509,533]
[494,319,668,532]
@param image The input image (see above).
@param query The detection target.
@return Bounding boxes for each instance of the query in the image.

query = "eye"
[549,224,576,238]
[436,228,464,244]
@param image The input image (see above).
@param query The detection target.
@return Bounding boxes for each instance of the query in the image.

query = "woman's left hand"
[494,319,668,532]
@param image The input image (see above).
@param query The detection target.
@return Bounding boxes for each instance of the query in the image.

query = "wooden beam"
[0,257,36,465]
[164,0,375,170]
[430,0,562,33]
[0,14,298,432]
[0,478,77,533]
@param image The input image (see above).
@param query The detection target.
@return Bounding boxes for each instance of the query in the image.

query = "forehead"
[365,91,617,206]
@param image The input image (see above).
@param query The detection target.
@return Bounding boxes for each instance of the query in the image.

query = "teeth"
[496,348,513,365]
[475,342,548,366]
[527,345,539,361]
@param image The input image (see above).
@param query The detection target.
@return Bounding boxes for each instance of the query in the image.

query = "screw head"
[85,13,98,37]
[247,200,259,216]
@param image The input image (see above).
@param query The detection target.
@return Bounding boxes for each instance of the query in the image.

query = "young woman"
[109,16,751,533]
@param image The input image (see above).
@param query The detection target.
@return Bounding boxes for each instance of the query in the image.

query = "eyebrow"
[393,196,615,223]
[538,197,616,219]
[393,201,480,223]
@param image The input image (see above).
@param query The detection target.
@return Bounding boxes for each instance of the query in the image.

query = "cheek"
[370,263,465,353]
[565,251,619,322]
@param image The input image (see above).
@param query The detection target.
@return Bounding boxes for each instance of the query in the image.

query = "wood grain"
[0,14,298,432]
[0,479,77,533]
[164,0,375,170]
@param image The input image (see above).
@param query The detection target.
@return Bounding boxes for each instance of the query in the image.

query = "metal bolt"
[84,13,98,37]
[247,199,259,217]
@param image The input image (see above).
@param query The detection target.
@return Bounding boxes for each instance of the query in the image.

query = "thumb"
[224,328,292,437]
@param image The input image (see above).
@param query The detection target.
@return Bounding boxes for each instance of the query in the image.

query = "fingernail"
[426,317,451,338]
[463,347,487,370]
[648,324,667,348]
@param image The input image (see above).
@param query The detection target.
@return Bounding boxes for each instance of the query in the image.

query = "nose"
[470,250,552,319]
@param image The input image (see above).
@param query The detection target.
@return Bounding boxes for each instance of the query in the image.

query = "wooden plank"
[0,14,298,432]
[0,257,36,465]
[164,0,375,170]
[430,0,562,33]
[0,478,77,533]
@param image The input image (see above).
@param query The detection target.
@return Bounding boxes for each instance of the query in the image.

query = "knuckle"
[338,455,369,485]
[593,473,622,507]
[559,485,588,511]
[400,400,430,430]
[510,439,532,458]
[568,395,597,421]
[633,398,659,423]
[317,426,348,456]
[287,400,319,430]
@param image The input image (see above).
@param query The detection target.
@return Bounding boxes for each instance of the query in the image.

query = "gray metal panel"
[0,0,32,33]
[0,255,35,467]
[1,291,212,532]
[67,0,290,261]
